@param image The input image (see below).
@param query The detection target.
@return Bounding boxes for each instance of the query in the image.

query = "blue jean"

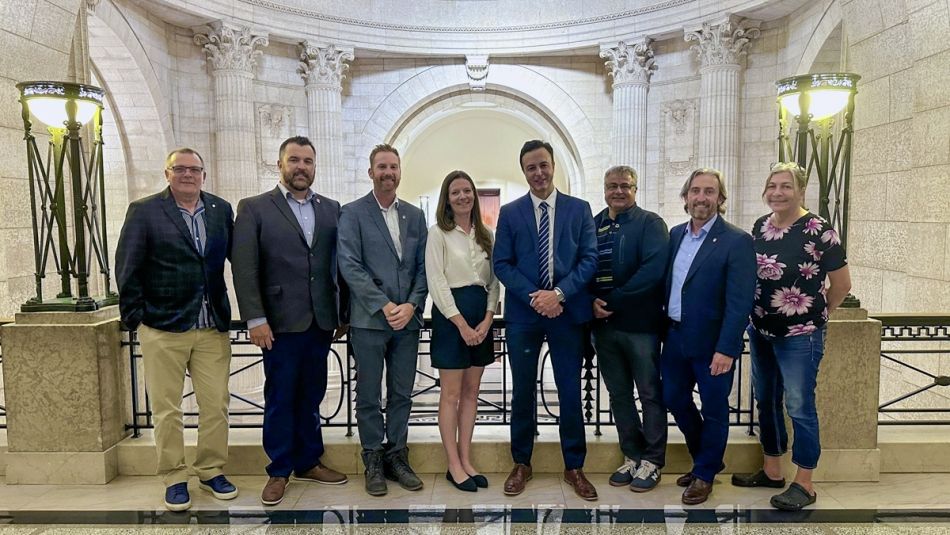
[748,325,826,469]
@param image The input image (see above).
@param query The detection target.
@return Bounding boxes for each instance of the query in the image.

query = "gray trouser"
[350,326,420,454]
[592,325,668,467]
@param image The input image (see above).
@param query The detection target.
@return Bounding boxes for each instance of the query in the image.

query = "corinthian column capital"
[685,16,761,68]
[298,43,355,88]
[600,38,656,86]
[194,22,269,72]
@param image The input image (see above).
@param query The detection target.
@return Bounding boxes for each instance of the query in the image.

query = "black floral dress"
[751,212,847,338]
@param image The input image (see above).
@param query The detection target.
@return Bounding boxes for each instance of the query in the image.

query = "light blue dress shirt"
[178,199,212,329]
[667,214,718,322]
[248,183,317,330]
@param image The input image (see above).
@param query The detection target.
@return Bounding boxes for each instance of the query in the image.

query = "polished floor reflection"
[1,472,950,530]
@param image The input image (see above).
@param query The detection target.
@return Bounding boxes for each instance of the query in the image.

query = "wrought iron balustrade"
[873,314,950,425]
[122,318,761,437]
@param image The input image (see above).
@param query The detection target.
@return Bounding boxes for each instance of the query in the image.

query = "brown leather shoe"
[503,464,532,496]
[296,463,348,485]
[676,473,696,487]
[564,468,598,501]
[682,478,713,505]
[261,476,288,506]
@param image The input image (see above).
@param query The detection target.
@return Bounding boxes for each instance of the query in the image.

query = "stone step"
[109,425,950,478]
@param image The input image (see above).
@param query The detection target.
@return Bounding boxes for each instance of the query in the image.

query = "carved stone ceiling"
[132,0,811,56]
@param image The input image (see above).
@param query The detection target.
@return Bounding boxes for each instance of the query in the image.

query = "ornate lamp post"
[776,72,861,307]
[16,81,118,311]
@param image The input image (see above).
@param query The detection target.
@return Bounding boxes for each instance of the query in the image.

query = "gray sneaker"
[629,459,661,492]
[384,447,423,491]
[609,457,637,487]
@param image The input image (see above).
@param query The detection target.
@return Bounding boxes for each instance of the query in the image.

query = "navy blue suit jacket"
[663,216,756,359]
[493,192,597,325]
[116,187,233,332]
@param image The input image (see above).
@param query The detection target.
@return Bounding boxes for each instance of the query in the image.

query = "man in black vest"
[116,148,236,512]
[233,136,349,506]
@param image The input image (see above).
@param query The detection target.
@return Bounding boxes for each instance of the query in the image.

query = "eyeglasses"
[167,166,204,175]
[604,183,635,192]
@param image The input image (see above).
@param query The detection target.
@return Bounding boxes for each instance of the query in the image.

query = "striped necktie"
[538,201,552,290]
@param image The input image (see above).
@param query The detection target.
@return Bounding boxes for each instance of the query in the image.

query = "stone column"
[600,39,656,205]
[194,23,268,204]
[298,43,354,202]
[1,308,127,484]
[685,17,759,217]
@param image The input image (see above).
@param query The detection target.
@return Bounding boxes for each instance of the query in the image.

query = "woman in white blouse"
[425,170,500,492]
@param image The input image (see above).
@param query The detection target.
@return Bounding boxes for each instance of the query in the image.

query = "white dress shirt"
[424,224,500,319]
[530,189,557,287]
[374,192,402,261]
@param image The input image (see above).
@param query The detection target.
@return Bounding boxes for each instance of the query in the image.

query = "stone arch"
[88,0,173,201]
[795,0,843,75]
[355,63,603,204]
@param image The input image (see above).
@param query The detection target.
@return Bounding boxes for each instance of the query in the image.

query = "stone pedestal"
[780,307,882,482]
[1,306,129,484]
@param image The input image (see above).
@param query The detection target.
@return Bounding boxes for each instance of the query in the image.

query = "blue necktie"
[538,201,552,290]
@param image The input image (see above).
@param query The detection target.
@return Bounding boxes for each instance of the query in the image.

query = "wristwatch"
[553,287,566,302]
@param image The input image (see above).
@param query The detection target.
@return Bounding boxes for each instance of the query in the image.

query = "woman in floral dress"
[731,163,851,510]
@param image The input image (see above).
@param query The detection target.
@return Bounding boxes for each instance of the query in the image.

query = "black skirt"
[430,285,495,369]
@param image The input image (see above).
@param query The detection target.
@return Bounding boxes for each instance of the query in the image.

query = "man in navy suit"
[116,148,236,512]
[662,168,756,505]
[493,140,599,500]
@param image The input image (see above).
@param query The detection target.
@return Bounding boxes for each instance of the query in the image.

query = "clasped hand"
[529,289,562,318]
[383,302,415,330]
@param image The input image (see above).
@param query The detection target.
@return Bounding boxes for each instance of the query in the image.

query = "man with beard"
[338,144,428,496]
[662,168,756,505]
[233,136,349,506]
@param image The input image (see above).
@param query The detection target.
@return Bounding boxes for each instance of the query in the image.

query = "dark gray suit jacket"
[338,192,427,330]
[232,186,346,334]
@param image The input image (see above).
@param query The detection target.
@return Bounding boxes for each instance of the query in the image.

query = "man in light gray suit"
[233,136,349,507]
[338,143,428,496]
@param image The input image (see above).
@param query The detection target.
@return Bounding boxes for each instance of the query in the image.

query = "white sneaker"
[609,457,637,487]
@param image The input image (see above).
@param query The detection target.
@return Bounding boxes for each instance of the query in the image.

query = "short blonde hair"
[762,163,808,207]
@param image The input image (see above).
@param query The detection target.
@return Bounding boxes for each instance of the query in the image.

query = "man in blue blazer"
[338,144,428,497]
[493,140,599,500]
[662,168,756,505]
[116,148,236,512]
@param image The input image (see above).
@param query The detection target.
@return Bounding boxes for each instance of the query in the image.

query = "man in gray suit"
[233,136,348,506]
[338,143,428,496]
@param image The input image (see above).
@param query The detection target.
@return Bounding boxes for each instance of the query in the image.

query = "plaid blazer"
[115,187,234,332]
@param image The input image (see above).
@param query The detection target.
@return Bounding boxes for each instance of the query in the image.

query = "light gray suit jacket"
[338,192,428,330]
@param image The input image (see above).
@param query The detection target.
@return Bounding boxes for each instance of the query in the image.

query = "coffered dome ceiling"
[135,0,810,55]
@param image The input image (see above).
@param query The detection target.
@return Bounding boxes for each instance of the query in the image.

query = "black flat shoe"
[731,470,786,488]
[446,471,477,492]
[770,482,817,511]
[468,473,488,488]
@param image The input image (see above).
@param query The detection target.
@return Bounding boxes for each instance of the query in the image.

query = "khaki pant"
[139,325,231,486]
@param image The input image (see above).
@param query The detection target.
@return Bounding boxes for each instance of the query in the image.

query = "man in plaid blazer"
[116,148,236,512]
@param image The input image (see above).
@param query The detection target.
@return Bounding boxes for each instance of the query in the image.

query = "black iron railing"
[873,314,950,425]
[123,319,756,437]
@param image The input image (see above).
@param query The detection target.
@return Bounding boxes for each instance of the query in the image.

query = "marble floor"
[1,472,950,531]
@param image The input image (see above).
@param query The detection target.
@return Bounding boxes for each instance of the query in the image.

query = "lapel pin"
[713,238,718,243]
[402,215,406,219]
[211,203,216,208]
[316,198,321,203]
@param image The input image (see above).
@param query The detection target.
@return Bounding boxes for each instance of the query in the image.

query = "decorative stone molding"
[245,0,692,33]
[256,103,293,179]
[297,43,354,87]
[600,39,656,86]
[684,17,761,67]
[85,0,101,12]
[194,23,269,72]
[661,99,698,177]
[465,55,489,91]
